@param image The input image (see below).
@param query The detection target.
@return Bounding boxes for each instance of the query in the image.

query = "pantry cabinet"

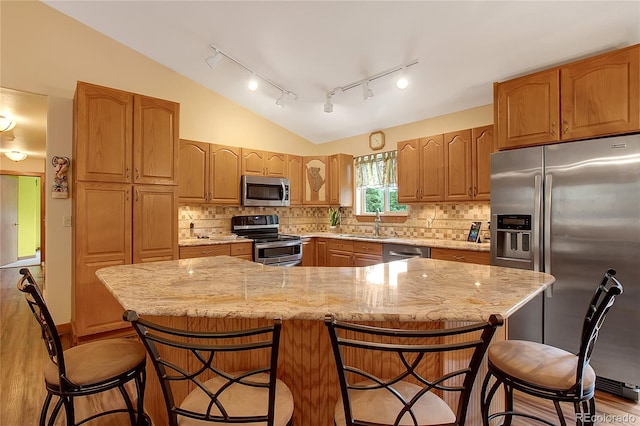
[397,135,444,203]
[73,81,179,342]
[241,149,287,177]
[495,44,640,149]
[178,140,241,204]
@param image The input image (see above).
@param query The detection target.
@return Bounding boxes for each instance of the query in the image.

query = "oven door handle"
[255,240,302,249]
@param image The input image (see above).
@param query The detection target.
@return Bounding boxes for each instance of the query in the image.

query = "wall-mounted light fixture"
[323,60,418,113]
[205,45,297,108]
[5,150,28,162]
[0,115,16,132]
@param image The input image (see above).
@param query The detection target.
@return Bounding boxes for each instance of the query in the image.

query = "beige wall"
[1,1,493,325]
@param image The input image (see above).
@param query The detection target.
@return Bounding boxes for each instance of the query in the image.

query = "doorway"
[0,172,45,268]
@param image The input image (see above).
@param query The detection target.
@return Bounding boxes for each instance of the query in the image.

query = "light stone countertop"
[96,256,553,323]
[179,233,490,252]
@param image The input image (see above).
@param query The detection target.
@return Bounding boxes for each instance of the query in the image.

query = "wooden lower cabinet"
[179,242,253,260]
[73,182,178,342]
[327,239,383,267]
[316,238,328,266]
[301,238,315,266]
[430,247,490,265]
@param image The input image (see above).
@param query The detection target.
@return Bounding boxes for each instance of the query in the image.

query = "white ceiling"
[35,1,640,144]
[0,88,48,160]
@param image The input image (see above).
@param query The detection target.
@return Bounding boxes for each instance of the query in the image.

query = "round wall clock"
[369,131,385,150]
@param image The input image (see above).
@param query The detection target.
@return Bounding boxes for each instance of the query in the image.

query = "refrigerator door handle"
[544,174,553,297]
[533,175,542,272]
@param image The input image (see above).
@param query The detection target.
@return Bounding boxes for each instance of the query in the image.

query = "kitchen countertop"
[179,233,490,252]
[96,256,553,323]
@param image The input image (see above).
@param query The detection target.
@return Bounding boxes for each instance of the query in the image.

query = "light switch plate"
[63,216,72,227]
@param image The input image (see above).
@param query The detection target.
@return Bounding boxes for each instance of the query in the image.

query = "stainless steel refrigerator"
[490,134,640,401]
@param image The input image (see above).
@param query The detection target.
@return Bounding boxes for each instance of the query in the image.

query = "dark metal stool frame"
[325,313,504,426]
[17,268,147,426]
[124,310,292,426]
[480,268,623,426]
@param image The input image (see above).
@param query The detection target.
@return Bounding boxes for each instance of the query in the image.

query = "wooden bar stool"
[17,268,148,425]
[481,268,623,426]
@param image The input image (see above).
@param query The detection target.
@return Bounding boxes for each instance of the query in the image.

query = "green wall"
[17,176,40,258]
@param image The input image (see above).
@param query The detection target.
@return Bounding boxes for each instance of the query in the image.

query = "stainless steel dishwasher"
[382,243,430,262]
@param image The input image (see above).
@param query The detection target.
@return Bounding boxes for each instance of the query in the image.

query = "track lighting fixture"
[323,60,418,113]
[324,94,334,113]
[205,45,297,108]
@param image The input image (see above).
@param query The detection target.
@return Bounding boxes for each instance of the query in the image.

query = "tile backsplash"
[179,202,490,242]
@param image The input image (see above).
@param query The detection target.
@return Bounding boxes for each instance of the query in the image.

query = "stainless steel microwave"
[241,175,290,207]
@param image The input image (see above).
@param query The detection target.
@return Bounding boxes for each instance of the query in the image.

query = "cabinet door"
[496,69,560,149]
[133,185,178,263]
[419,135,445,201]
[472,125,494,201]
[301,238,316,266]
[241,149,266,176]
[316,239,328,266]
[265,152,287,177]
[74,182,132,337]
[210,144,241,204]
[328,250,353,267]
[133,95,179,185]
[354,253,382,267]
[431,248,490,265]
[287,155,304,205]
[397,139,420,203]
[178,139,209,203]
[444,130,472,201]
[303,156,329,205]
[75,82,133,183]
[328,153,353,206]
[561,45,640,140]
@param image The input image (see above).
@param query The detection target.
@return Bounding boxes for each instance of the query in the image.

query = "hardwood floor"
[1,265,638,425]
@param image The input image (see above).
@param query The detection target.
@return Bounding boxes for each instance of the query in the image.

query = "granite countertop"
[96,256,553,323]
[179,233,490,252]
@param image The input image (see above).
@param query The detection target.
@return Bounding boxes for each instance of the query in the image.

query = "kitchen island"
[97,256,554,425]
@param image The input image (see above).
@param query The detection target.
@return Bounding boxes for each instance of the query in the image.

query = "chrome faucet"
[374,209,381,237]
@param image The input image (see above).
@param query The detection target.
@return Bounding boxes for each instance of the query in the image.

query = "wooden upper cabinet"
[397,136,444,203]
[471,125,494,201]
[561,45,640,140]
[178,140,241,204]
[444,130,472,201]
[328,153,353,207]
[303,156,329,205]
[132,185,178,263]
[241,149,287,177]
[287,155,304,205]
[209,144,241,204]
[495,69,560,150]
[74,82,179,185]
[133,95,179,185]
[178,140,209,203]
[496,44,640,149]
[75,82,133,183]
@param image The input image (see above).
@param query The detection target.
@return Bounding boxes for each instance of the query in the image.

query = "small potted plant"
[329,206,341,232]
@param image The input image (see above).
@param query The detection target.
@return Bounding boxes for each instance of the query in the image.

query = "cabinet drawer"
[230,243,252,256]
[431,248,490,265]
[353,242,382,255]
[179,244,230,259]
[328,240,354,252]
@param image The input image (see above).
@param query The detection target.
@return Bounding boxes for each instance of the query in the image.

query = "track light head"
[362,81,374,100]
[324,94,334,113]
[396,67,409,89]
[205,51,223,70]
[276,91,288,108]
[248,74,259,91]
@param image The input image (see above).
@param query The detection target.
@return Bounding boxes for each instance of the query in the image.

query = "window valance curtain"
[355,151,397,187]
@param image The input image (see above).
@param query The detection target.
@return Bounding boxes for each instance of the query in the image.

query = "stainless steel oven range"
[231,215,302,267]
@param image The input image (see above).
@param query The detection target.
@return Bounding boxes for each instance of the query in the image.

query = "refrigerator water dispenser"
[496,215,532,261]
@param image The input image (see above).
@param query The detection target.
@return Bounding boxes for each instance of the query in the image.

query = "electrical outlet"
[63,216,72,227]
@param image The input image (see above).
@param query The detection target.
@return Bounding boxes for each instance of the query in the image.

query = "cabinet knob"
[550,122,556,136]
[467,186,472,197]
[135,190,140,201]
[135,167,140,180]
[563,120,569,134]
[473,186,478,197]
[126,167,131,179]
